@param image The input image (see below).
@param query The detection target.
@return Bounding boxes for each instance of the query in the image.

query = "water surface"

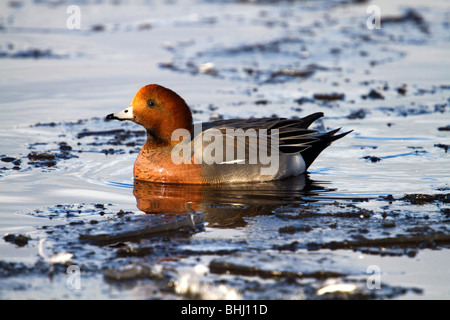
[0,0,449,299]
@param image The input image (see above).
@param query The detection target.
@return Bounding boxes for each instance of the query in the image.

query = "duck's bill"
[106,106,134,121]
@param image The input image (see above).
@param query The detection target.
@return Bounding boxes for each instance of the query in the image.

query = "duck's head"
[107,84,193,146]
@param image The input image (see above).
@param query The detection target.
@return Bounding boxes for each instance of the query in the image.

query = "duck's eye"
[147,100,156,108]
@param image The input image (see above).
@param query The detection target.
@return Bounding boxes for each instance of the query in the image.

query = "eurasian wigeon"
[106,84,351,184]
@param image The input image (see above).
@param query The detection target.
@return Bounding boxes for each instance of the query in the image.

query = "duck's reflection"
[133,175,331,228]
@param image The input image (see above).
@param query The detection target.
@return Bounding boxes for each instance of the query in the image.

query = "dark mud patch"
[0,155,21,171]
[434,143,449,153]
[277,233,450,258]
[27,152,58,167]
[79,212,205,245]
[313,93,345,102]
[382,8,430,34]
[362,89,384,100]
[402,193,450,205]
[347,108,369,119]
[1,147,75,174]
[362,155,382,162]
[3,234,30,247]
[438,125,450,131]
[29,203,119,220]
[378,103,448,117]
[0,47,69,59]
[209,260,345,280]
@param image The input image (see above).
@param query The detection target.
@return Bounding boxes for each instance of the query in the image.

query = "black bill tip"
[106,113,118,121]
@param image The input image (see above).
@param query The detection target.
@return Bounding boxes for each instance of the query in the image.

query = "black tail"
[301,128,353,170]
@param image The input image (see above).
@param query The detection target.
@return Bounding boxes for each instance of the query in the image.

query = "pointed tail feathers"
[301,128,353,170]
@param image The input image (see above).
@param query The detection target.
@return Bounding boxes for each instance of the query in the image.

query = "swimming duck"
[106,84,351,184]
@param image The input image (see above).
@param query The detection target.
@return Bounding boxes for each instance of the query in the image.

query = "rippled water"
[0,0,449,300]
